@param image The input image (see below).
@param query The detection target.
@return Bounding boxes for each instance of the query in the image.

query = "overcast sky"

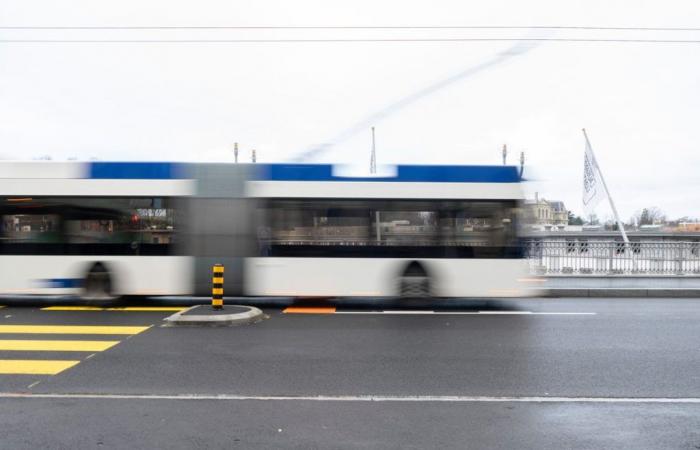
[1,0,699,219]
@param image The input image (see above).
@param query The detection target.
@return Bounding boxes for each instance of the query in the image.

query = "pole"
[502,144,507,165]
[519,151,525,178]
[252,149,256,163]
[582,129,629,243]
[234,142,239,163]
[212,264,224,310]
[370,127,377,174]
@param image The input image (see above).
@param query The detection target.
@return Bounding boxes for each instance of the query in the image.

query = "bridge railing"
[525,240,700,275]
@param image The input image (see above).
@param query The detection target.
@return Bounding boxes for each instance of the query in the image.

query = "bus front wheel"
[81,263,115,302]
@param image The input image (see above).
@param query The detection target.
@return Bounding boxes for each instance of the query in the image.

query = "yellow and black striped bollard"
[212,264,224,310]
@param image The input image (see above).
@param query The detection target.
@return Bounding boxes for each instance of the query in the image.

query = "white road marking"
[334,311,596,316]
[0,393,696,403]
[527,312,597,316]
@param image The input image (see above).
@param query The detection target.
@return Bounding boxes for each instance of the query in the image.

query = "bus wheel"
[399,262,430,298]
[81,263,115,302]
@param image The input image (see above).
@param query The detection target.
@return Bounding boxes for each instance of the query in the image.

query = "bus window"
[443,201,520,258]
[263,200,370,253]
[259,199,520,258]
[370,203,438,246]
[0,197,177,255]
[1,214,62,243]
[63,198,177,253]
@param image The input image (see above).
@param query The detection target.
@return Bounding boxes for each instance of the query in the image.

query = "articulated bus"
[0,161,530,299]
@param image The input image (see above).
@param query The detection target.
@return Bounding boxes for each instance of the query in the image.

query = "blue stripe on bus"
[88,162,186,179]
[259,164,520,183]
[39,278,83,288]
[84,162,519,182]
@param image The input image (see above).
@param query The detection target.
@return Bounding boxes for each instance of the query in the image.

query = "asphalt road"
[1,297,700,449]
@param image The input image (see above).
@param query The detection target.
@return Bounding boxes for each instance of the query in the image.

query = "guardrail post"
[212,264,224,310]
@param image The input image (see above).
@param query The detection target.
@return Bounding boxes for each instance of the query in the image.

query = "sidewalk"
[542,275,700,297]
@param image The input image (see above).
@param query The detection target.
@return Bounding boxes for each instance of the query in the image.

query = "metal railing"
[526,240,700,275]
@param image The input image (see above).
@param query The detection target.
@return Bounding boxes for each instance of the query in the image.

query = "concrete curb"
[163,305,266,326]
[545,289,700,298]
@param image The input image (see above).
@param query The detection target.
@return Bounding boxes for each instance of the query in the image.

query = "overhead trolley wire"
[1,25,700,31]
[3,25,699,44]
[2,38,700,44]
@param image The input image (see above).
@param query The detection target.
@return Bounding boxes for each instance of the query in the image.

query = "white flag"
[582,138,605,215]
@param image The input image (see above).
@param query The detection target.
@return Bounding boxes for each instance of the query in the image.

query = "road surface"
[1,297,699,449]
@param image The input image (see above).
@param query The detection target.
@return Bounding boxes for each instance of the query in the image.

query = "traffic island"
[163,305,266,327]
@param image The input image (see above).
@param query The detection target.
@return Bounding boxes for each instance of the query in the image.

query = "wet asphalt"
[1,297,699,449]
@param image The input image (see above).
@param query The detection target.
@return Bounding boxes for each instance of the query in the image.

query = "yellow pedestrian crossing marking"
[0,340,119,352]
[0,359,80,375]
[0,324,151,378]
[41,306,186,312]
[0,325,149,335]
[41,306,103,311]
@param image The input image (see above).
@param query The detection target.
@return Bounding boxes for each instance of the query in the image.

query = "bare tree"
[586,213,599,225]
[633,207,666,226]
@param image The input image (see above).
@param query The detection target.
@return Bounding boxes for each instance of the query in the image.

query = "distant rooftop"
[548,201,566,212]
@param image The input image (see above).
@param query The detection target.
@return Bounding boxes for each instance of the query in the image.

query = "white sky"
[1,0,699,219]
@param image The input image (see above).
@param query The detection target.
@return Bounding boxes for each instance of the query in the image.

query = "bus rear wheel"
[81,263,116,302]
[399,261,431,298]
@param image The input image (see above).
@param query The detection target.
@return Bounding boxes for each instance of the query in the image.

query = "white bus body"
[0,162,194,297]
[1,162,531,299]
[245,164,530,298]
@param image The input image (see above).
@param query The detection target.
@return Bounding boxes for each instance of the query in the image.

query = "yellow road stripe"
[41,306,185,312]
[283,306,337,314]
[41,306,103,311]
[0,340,119,352]
[0,325,149,335]
[0,359,80,375]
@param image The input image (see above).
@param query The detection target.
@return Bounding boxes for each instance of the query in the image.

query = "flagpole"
[582,129,629,244]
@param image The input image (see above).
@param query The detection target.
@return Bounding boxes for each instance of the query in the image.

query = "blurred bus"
[0,161,528,299]
[0,162,194,298]
[247,164,526,297]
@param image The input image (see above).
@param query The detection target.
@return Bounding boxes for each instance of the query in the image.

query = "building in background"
[673,222,700,232]
[523,193,569,230]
